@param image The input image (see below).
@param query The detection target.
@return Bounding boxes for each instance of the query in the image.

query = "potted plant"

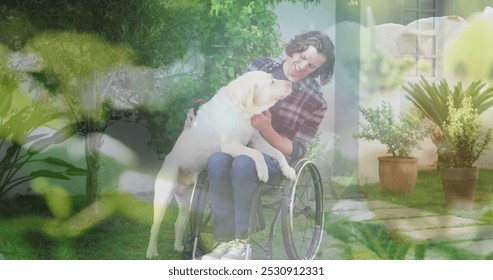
[404,78,493,210]
[404,77,493,167]
[355,102,428,193]
[436,95,492,210]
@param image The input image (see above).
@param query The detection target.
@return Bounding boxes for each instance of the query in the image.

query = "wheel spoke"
[282,160,324,260]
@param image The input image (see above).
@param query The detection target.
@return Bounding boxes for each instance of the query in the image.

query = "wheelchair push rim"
[188,171,217,258]
[281,159,324,260]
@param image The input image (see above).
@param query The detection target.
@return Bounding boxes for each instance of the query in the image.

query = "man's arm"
[251,110,293,156]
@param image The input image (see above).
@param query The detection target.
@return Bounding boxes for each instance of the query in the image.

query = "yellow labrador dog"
[146,71,296,258]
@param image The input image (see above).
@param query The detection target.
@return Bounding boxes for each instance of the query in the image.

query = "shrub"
[355,102,428,158]
[438,95,492,168]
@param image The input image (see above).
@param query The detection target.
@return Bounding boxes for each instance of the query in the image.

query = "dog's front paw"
[282,166,297,181]
[174,243,184,252]
[255,160,269,183]
[146,246,159,259]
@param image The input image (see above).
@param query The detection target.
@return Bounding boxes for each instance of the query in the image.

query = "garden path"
[325,199,493,259]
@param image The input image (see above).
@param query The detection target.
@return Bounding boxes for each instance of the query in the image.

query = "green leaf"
[64,167,87,176]
[45,187,72,219]
[23,133,49,144]
[227,67,235,79]
[40,157,76,168]
[0,145,20,169]
[31,170,71,180]
[28,125,76,154]
[0,90,13,118]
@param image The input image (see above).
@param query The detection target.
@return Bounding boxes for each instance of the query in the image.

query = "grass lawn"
[2,169,492,260]
[358,168,493,223]
[0,193,183,260]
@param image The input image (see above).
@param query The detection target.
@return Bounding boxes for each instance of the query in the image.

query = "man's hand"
[183,108,196,130]
[251,110,272,133]
[183,99,205,130]
[251,110,293,156]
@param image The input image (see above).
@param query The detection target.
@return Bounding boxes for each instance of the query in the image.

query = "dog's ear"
[242,84,258,110]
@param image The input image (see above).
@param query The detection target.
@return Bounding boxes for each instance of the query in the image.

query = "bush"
[355,102,428,158]
[0,0,196,67]
[438,95,492,168]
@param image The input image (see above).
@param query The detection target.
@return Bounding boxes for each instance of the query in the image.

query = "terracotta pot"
[377,156,418,193]
[439,167,478,211]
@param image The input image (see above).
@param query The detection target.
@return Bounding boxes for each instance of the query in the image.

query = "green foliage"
[327,216,485,260]
[355,102,428,157]
[0,99,85,199]
[438,95,492,168]
[139,75,204,157]
[1,0,322,199]
[0,44,17,99]
[24,30,137,131]
[0,192,173,260]
[1,0,319,158]
[361,51,413,94]
[362,169,493,221]
[0,0,195,67]
[0,121,85,200]
[0,12,36,51]
[404,77,493,133]
[444,15,493,84]
[327,219,412,259]
[1,42,86,199]
[199,0,284,94]
[25,31,134,91]
[361,5,413,94]
[141,0,317,155]
[404,77,493,167]
[22,31,136,204]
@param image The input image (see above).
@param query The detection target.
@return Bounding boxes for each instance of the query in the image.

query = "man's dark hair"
[285,31,335,86]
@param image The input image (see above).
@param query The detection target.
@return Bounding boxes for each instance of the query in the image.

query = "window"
[400,0,440,78]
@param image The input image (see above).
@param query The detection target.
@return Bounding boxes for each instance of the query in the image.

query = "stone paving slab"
[403,225,493,241]
[330,208,436,221]
[331,209,389,221]
[377,207,437,219]
[380,215,483,231]
[326,199,406,212]
[451,239,493,257]
[324,199,493,258]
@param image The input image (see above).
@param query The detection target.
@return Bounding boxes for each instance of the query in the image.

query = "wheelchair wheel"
[188,171,217,258]
[281,159,324,260]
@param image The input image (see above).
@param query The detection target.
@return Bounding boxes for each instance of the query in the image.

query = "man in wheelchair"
[192,31,335,260]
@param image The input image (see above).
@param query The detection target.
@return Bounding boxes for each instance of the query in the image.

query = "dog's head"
[224,71,292,115]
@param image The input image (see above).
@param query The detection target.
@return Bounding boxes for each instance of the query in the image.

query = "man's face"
[284,45,327,83]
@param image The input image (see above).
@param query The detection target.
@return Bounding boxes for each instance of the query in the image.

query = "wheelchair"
[184,158,329,260]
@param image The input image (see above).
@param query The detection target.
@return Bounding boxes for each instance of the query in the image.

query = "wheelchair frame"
[186,158,326,260]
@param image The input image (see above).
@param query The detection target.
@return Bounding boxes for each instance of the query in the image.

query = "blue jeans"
[207,152,284,241]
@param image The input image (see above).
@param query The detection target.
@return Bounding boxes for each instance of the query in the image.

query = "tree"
[1,0,321,203]
[24,31,135,204]
[0,0,196,68]
[0,43,86,200]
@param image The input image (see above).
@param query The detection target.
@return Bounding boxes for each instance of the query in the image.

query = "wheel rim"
[284,160,324,259]
[190,173,217,255]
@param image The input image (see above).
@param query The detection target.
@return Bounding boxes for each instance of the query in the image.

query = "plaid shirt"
[245,57,327,159]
